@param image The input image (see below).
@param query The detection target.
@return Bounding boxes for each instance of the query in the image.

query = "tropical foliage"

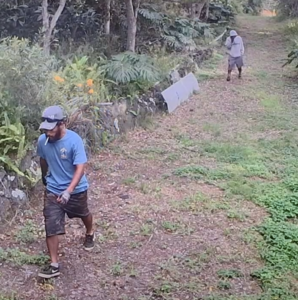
[280,1,298,69]
[101,52,161,84]
[139,6,211,51]
[0,0,235,174]
[276,0,298,18]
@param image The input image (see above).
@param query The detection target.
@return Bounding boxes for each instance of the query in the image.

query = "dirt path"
[1,16,297,300]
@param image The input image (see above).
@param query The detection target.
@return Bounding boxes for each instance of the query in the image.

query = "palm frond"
[138,8,164,25]
[101,52,160,84]
[282,49,298,67]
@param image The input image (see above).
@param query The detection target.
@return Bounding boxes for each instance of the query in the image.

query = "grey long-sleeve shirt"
[225,36,245,58]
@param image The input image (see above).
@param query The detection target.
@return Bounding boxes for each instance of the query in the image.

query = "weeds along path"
[1,15,298,300]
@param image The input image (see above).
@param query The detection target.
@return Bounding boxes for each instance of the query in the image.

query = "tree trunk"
[196,0,207,20]
[204,0,210,20]
[105,0,111,35]
[190,3,196,18]
[125,0,140,52]
[42,0,66,56]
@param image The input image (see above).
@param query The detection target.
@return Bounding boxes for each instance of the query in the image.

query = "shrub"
[0,38,59,131]
[48,53,163,152]
[276,0,298,18]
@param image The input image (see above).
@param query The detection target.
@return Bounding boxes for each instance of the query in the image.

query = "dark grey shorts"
[228,55,244,69]
[43,190,90,237]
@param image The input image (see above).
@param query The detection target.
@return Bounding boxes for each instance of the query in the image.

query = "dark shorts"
[228,55,244,69]
[43,190,90,237]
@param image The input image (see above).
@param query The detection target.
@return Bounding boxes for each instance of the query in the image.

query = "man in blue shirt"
[37,105,94,279]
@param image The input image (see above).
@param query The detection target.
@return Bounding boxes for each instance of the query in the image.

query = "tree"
[105,0,111,35]
[125,0,141,52]
[179,0,210,20]
[42,0,66,55]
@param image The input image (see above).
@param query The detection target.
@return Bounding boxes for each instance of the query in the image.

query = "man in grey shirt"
[225,30,245,81]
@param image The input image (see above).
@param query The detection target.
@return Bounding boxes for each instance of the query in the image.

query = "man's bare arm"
[66,164,85,193]
[40,158,48,178]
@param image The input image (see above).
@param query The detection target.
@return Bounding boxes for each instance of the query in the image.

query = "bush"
[284,20,298,38]
[276,0,298,18]
[0,38,60,176]
[282,22,298,69]
[0,38,59,131]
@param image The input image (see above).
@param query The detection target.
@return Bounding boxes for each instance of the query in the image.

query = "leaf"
[128,110,138,116]
[101,52,160,84]
[0,156,25,176]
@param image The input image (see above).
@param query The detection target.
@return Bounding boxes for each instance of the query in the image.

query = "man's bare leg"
[81,213,93,234]
[38,235,60,278]
[238,67,242,78]
[46,236,59,263]
[82,213,95,251]
[227,69,232,81]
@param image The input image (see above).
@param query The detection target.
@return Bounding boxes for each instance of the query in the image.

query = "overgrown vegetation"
[0,0,236,176]
[279,0,298,68]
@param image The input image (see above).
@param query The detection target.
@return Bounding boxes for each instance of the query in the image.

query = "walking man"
[225,30,245,81]
[37,105,94,279]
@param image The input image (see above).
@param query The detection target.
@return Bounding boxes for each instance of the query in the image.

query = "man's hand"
[57,190,71,205]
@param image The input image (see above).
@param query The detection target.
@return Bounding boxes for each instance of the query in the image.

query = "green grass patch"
[173,115,298,298]
[175,134,198,147]
[0,294,18,300]
[202,122,221,137]
[0,248,49,266]
[201,142,260,164]
[217,269,243,279]
[254,70,268,79]
[257,92,281,110]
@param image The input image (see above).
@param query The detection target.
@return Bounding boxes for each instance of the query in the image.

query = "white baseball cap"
[230,30,238,37]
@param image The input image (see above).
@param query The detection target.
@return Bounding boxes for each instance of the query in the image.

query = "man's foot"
[226,76,231,81]
[38,264,60,279]
[83,233,95,251]
[238,74,242,79]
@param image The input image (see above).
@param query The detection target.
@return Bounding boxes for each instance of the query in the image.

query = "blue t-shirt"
[37,129,89,195]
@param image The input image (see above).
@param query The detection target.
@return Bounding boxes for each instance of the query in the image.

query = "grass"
[170,49,298,296]
[111,261,123,276]
[3,15,298,300]
[14,220,38,243]
[0,295,17,300]
[172,110,298,298]
[0,248,49,266]
[202,122,222,136]
[196,52,225,81]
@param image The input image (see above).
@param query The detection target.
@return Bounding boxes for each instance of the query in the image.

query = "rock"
[2,178,12,198]
[0,196,10,222]
[20,151,33,172]
[118,194,129,200]
[7,175,15,181]
[0,169,6,181]
[169,70,181,84]
[29,161,41,177]
[11,189,27,204]
[70,224,81,229]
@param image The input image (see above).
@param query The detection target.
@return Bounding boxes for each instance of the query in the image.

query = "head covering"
[39,105,65,131]
[230,30,238,37]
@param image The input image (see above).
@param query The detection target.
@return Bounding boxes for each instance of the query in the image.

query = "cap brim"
[39,121,57,131]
